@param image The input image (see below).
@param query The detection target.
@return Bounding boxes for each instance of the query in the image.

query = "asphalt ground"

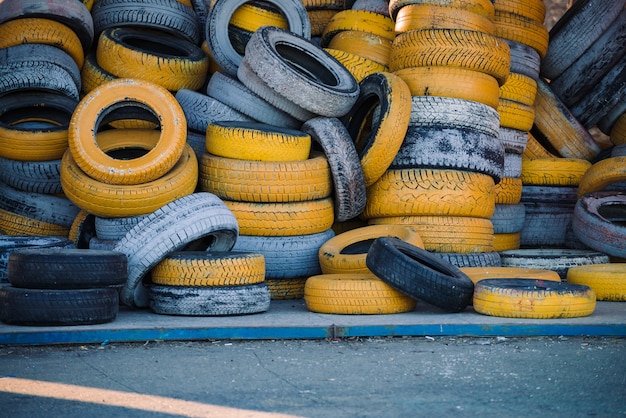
[1,336,625,418]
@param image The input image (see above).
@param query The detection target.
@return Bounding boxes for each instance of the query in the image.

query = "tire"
[0,208,70,237]
[319,224,424,274]
[304,273,417,314]
[504,152,522,178]
[94,215,149,241]
[206,0,310,76]
[531,78,600,161]
[493,10,548,58]
[327,30,392,67]
[320,9,395,47]
[0,17,85,69]
[0,287,119,326]
[499,248,610,281]
[80,52,115,94]
[520,202,574,248]
[506,39,541,81]
[549,9,626,107]
[408,96,501,138]
[493,231,521,250]
[0,0,94,53]
[232,229,335,279]
[498,127,528,155]
[0,236,75,282]
[323,48,387,83]
[199,151,332,203]
[206,121,311,162]
[493,0,546,24]
[391,126,504,182]
[577,156,626,198]
[0,43,81,93]
[302,117,366,221]
[150,251,265,286]
[497,98,535,132]
[206,71,300,129]
[499,73,537,107]
[362,168,495,219]
[0,181,79,228]
[241,26,359,118]
[521,158,591,187]
[388,0,495,21]
[366,237,474,312]
[389,28,510,85]
[491,203,526,234]
[460,266,561,285]
[473,279,596,319]
[541,0,626,80]
[341,71,412,187]
[224,198,334,237]
[394,4,495,34]
[174,89,253,134]
[572,191,626,258]
[7,248,127,289]
[369,215,494,253]
[394,66,500,109]
[267,277,307,300]
[148,282,271,316]
[91,0,201,44]
[567,263,626,301]
[60,144,198,218]
[0,157,62,195]
[0,60,80,101]
[434,251,502,268]
[96,27,208,92]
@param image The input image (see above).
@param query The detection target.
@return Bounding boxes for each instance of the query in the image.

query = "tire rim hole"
[275,43,338,86]
[341,239,376,254]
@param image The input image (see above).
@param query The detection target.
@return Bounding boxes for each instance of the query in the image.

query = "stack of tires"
[360,0,507,269]
[200,120,336,300]
[0,248,126,326]
[0,0,92,237]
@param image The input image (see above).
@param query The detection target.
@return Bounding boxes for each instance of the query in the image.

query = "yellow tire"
[499,72,537,106]
[492,232,520,251]
[60,144,198,218]
[473,278,596,319]
[389,28,510,85]
[493,0,546,24]
[461,266,561,285]
[567,263,626,301]
[206,121,311,162]
[394,66,500,109]
[68,79,187,185]
[327,30,392,66]
[494,177,522,205]
[304,273,417,314]
[198,151,332,203]
[324,48,387,82]
[610,113,626,145]
[362,168,496,219]
[0,208,69,237]
[394,4,496,34]
[521,158,592,187]
[308,9,337,37]
[523,133,558,159]
[319,224,424,274]
[498,98,536,132]
[388,0,496,21]
[229,2,288,32]
[151,251,266,286]
[267,277,307,300]
[577,156,626,198]
[321,9,395,47]
[224,198,334,236]
[0,18,84,68]
[369,216,494,253]
[493,10,549,58]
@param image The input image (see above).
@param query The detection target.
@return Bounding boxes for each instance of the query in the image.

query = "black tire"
[113,192,239,308]
[0,181,80,228]
[499,248,611,281]
[240,25,359,117]
[506,39,540,81]
[232,229,335,279]
[0,61,80,101]
[0,157,62,194]
[174,88,252,134]
[520,202,575,248]
[521,185,578,205]
[0,43,81,93]
[0,236,75,282]
[366,237,475,312]
[206,71,301,129]
[491,203,526,234]
[549,9,626,107]
[572,191,626,259]
[0,0,95,53]
[148,282,271,316]
[541,0,626,80]
[206,0,310,76]
[0,286,118,326]
[7,248,127,289]
[391,126,504,182]
[301,117,366,221]
[91,0,201,44]
[434,251,502,268]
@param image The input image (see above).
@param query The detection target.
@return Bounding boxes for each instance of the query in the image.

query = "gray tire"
[491,203,526,234]
[113,192,239,308]
[507,40,540,81]
[148,282,271,316]
[0,61,79,101]
[95,215,149,241]
[206,0,310,76]
[0,157,62,194]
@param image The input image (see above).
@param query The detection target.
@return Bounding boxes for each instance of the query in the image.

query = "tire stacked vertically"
[0,0,91,237]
